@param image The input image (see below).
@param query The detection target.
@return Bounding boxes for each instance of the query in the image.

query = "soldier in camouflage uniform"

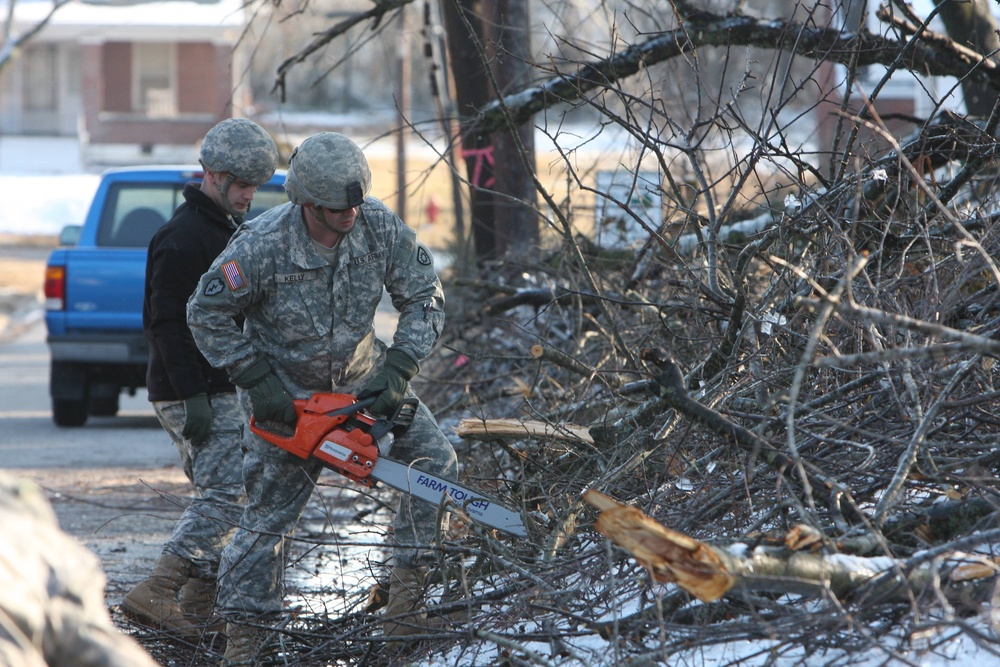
[124,119,280,638]
[186,132,457,664]
[0,472,162,667]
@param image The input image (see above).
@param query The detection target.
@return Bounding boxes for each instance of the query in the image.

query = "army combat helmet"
[285,132,372,210]
[199,118,279,186]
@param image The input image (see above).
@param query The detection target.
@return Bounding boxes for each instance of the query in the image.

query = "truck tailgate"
[63,246,147,332]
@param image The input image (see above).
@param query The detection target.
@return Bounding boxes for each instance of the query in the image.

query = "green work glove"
[230,358,297,426]
[358,348,419,417]
[182,393,212,445]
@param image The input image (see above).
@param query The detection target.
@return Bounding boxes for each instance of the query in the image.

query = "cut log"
[456,418,595,444]
[583,490,735,602]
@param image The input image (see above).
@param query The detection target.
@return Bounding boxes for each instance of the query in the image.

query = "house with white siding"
[0,0,252,166]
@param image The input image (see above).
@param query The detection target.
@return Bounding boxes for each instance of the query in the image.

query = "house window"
[24,44,58,112]
[132,43,176,117]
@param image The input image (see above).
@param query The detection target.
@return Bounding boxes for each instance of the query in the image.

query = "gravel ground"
[20,466,188,601]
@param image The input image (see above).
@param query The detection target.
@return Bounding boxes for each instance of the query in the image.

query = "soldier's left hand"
[182,393,212,445]
[358,348,419,416]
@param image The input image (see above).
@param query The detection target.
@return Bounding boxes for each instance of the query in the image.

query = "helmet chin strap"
[308,205,351,241]
[198,160,243,222]
[214,173,243,219]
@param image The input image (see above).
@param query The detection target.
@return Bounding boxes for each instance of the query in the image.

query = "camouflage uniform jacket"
[186,197,445,397]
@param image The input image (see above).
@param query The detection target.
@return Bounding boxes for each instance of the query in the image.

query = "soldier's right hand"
[247,374,297,425]
[230,358,297,426]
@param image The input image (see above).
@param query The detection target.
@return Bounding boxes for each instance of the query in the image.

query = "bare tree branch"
[798,297,1000,357]
[586,489,1000,605]
[471,11,1000,135]
[271,0,412,100]
[0,0,71,75]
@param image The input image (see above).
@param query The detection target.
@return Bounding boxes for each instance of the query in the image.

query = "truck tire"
[53,399,88,427]
[89,389,120,417]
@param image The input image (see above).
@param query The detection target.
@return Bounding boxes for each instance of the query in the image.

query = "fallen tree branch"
[584,490,1000,606]
[456,418,595,445]
[674,109,993,255]
[815,342,967,367]
[643,352,802,474]
[529,342,589,375]
[844,497,1000,555]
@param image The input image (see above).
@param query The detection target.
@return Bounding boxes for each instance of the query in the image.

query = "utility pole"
[395,4,410,223]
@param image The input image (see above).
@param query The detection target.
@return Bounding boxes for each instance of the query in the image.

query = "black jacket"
[143,183,242,401]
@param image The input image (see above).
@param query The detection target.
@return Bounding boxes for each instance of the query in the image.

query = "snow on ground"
[0,174,100,236]
[0,137,100,236]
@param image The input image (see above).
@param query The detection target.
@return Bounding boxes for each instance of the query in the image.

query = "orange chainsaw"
[249,393,526,537]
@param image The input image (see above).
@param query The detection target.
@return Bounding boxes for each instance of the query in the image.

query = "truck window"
[97,181,288,248]
[247,187,288,220]
[98,184,181,248]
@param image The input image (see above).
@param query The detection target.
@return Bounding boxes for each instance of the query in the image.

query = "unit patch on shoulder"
[204,277,225,296]
[222,260,247,291]
[417,246,432,266]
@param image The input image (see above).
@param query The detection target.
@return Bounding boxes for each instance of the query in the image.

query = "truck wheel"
[53,399,88,427]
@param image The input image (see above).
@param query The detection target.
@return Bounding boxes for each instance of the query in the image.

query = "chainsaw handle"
[250,393,416,463]
[248,399,313,458]
[321,395,416,442]
[322,394,377,418]
[368,397,418,441]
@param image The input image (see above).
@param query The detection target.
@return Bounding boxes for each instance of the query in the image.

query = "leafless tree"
[128,0,1000,664]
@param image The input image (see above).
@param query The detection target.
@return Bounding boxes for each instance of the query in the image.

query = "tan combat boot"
[180,576,225,633]
[382,566,433,638]
[122,553,197,636]
[220,622,267,666]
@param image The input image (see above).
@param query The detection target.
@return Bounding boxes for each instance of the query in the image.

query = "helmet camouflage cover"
[199,118,279,186]
[284,132,372,209]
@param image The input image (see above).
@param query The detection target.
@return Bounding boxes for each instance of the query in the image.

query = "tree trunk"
[932,0,1000,118]
[486,0,539,263]
[440,0,499,264]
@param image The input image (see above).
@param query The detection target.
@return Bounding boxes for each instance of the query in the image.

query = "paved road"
[0,319,177,469]
[0,301,399,470]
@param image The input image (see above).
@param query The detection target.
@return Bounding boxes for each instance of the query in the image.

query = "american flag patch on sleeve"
[222,260,246,290]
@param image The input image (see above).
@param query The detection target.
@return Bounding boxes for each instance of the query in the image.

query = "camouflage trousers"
[152,392,246,579]
[216,397,457,619]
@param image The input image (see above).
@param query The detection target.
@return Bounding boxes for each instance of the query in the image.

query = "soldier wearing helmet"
[125,118,280,638]
[187,132,456,664]
[199,117,280,218]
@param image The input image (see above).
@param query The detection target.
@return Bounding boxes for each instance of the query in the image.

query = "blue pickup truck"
[43,166,287,426]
